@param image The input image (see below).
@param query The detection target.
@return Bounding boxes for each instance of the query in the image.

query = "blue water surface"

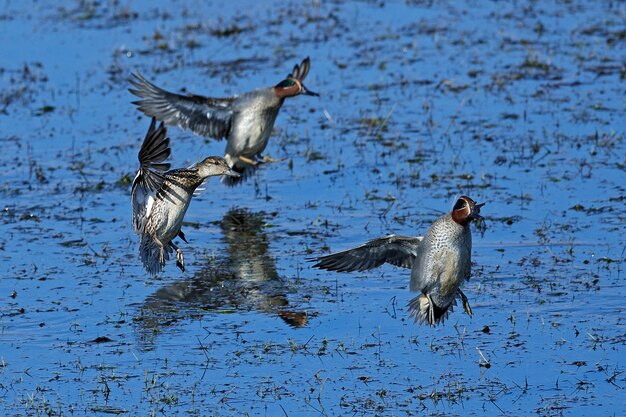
[1,1,624,416]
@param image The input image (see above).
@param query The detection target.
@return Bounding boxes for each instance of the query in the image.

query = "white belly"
[228,110,279,158]
[149,192,193,244]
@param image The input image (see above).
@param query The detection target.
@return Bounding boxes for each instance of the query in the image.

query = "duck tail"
[407,294,452,326]
[139,235,172,275]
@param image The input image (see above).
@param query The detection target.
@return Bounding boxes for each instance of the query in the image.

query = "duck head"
[273,57,319,99]
[451,196,484,225]
[195,156,240,179]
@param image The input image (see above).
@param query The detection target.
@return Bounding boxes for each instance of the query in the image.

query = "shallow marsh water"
[0,0,625,416]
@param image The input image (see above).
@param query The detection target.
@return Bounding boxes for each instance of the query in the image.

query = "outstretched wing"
[129,72,235,140]
[311,235,423,273]
[288,57,311,81]
[131,118,171,234]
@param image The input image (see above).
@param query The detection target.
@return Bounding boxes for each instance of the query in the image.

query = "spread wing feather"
[131,118,171,234]
[129,72,234,140]
[311,235,423,273]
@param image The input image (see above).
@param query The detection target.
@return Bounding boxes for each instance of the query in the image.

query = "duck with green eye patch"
[310,196,485,326]
[129,57,319,186]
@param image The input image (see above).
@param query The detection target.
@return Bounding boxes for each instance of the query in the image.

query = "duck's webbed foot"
[458,289,473,317]
[176,250,185,272]
[152,236,166,267]
[426,293,436,326]
[260,154,284,163]
[238,155,260,166]
[170,241,185,272]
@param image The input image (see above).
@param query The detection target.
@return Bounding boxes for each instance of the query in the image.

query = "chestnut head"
[273,57,319,99]
[451,196,484,225]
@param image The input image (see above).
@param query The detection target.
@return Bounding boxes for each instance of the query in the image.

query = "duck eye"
[453,199,467,211]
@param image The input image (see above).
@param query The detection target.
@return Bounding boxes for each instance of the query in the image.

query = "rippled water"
[1,0,624,416]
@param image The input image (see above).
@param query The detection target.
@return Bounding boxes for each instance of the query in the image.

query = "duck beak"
[470,202,485,220]
[224,168,241,178]
[301,83,319,97]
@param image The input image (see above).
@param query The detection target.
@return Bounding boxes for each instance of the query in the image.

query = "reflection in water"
[136,209,307,342]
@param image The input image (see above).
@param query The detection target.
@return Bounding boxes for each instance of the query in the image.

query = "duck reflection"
[137,208,308,339]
